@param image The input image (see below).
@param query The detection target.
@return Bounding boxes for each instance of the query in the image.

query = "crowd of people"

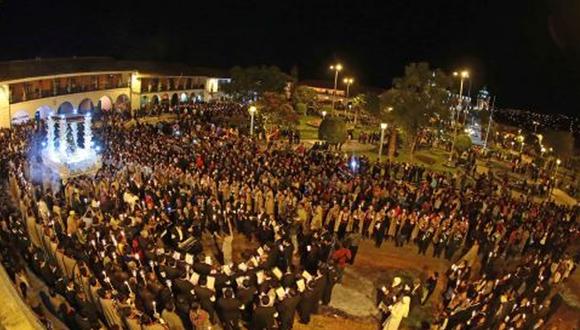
[0,101,578,330]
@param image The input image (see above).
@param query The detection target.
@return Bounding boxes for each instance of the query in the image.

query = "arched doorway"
[11,110,30,124]
[97,95,113,112]
[115,94,130,112]
[57,101,74,115]
[170,93,179,106]
[161,93,169,106]
[78,98,94,114]
[35,105,52,120]
[150,95,160,105]
[180,92,188,103]
[140,95,149,108]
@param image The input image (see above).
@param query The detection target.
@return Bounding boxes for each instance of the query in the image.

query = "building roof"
[0,57,228,82]
[297,80,336,90]
[298,79,385,96]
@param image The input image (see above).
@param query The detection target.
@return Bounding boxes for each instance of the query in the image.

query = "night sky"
[0,0,578,116]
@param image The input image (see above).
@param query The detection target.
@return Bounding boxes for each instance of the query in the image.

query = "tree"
[257,92,299,131]
[318,116,347,145]
[296,103,307,116]
[361,93,381,116]
[223,66,291,101]
[380,62,453,159]
[292,86,318,108]
[543,130,575,160]
[455,134,472,153]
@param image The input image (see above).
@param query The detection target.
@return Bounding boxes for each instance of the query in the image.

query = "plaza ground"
[203,232,580,330]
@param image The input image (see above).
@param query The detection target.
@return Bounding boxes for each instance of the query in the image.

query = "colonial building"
[297,80,347,105]
[0,57,229,127]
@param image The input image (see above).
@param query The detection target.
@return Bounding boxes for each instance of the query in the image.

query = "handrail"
[0,264,45,330]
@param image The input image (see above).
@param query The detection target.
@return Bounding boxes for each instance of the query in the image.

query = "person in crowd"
[0,101,577,330]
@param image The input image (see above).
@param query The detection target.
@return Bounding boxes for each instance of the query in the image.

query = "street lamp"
[532,121,540,133]
[249,106,257,136]
[343,77,354,118]
[378,123,388,160]
[555,158,561,176]
[550,158,562,198]
[343,77,354,98]
[449,70,470,163]
[329,63,343,114]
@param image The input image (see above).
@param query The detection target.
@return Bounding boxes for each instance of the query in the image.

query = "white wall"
[4,88,130,126]
[0,84,10,128]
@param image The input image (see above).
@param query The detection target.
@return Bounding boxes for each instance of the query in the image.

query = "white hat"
[392,277,402,287]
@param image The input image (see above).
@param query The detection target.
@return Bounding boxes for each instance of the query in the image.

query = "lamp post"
[343,77,353,99]
[554,158,561,177]
[249,106,256,136]
[329,63,343,114]
[449,70,469,163]
[532,121,539,133]
[343,77,354,118]
[483,96,495,153]
[550,158,562,199]
[379,123,388,160]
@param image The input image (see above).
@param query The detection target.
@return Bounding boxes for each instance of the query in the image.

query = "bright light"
[322,111,327,117]
[454,70,469,78]
[41,141,47,147]
[343,77,354,84]
[556,159,561,165]
[541,147,546,152]
[95,146,102,152]
[349,157,359,172]
[330,64,343,71]
[387,107,394,112]
[380,123,388,130]
[249,106,257,114]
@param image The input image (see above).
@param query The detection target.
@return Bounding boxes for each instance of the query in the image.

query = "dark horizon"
[0,0,579,116]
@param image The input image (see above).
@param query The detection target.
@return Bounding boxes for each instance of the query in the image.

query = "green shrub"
[318,116,347,144]
[455,134,472,153]
[296,102,307,116]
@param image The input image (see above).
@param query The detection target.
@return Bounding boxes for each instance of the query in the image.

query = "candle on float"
[135,253,142,266]
[152,301,157,315]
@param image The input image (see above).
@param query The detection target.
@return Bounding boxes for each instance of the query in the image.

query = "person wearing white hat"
[382,296,410,330]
